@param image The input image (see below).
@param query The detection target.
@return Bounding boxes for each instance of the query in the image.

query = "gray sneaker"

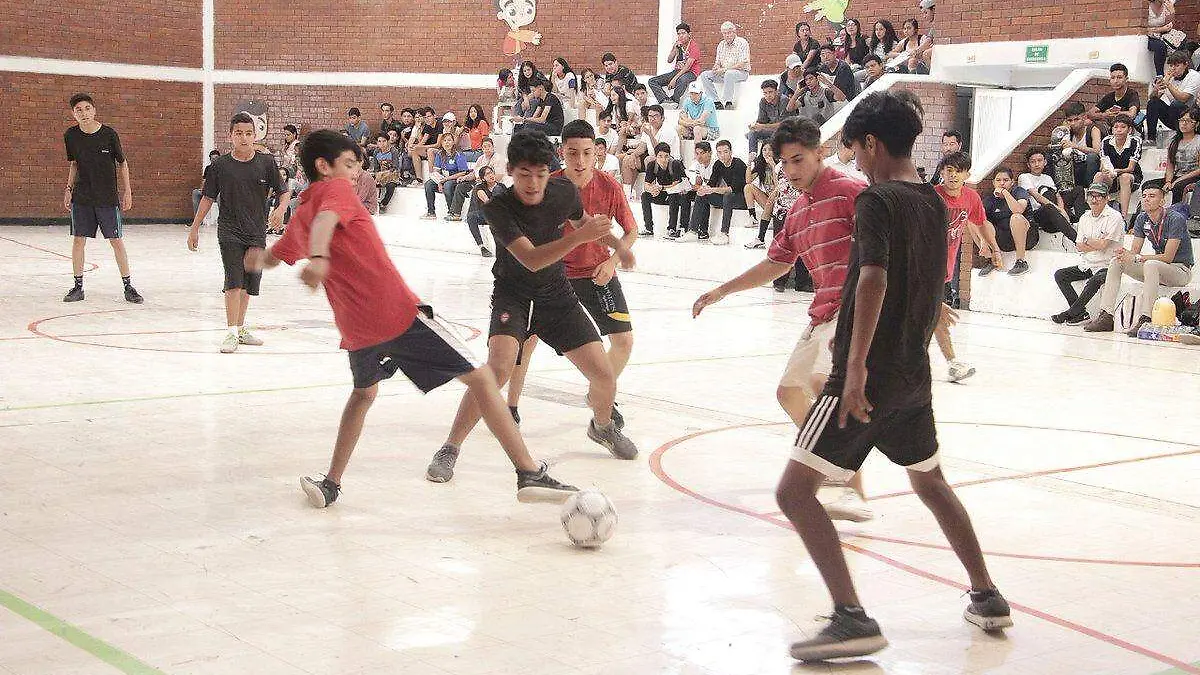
[1007,259,1030,276]
[515,461,578,504]
[426,444,460,483]
[587,419,638,460]
[790,608,888,661]
[964,589,1013,631]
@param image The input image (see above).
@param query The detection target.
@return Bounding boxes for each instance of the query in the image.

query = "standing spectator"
[1148,0,1176,77]
[747,79,789,155]
[550,58,578,108]
[1145,51,1200,144]
[463,105,491,151]
[980,167,1036,276]
[195,149,222,215]
[408,107,443,182]
[1097,114,1144,217]
[700,22,752,110]
[672,141,717,240]
[379,103,404,138]
[1018,147,1077,241]
[61,93,142,304]
[650,23,702,108]
[868,21,899,63]
[818,44,860,101]
[1051,183,1125,325]
[1089,63,1141,126]
[640,142,689,236]
[1165,107,1200,204]
[688,140,747,244]
[779,54,807,99]
[278,124,300,174]
[421,133,472,220]
[345,108,370,144]
[931,151,982,382]
[1084,180,1194,334]
[370,134,402,211]
[463,166,498,258]
[601,52,639,91]
[677,81,720,141]
[743,143,778,249]
[930,130,962,186]
[793,22,821,71]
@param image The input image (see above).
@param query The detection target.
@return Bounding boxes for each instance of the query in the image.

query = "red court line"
[648,425,1200,674]
[0,235,99,272]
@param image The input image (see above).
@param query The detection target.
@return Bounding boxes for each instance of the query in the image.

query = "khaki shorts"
[778,317,837,397]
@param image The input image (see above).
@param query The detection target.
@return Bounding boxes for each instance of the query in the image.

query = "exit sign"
[1025,44,1049,63]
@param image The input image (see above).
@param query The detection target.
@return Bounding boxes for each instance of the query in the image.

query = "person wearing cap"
[1051,182,1126,326]
[678,81,721,142]
[907,0,936,74]
[779,53,807,99]
[747,79,788,155]
[649,23,703,108]
[699,21,751,110]
[345,108,370,144]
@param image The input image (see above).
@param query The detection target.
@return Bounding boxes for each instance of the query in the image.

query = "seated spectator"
[517,60,544,97]
[379,103,404,139]
[194,149,221,215]
[421,133,473,220]
[842,18,871,69]
[603,85,639,127]
[278,124,300,174]
[1058,102,1104,190]
[594,113,619,152]
[619,104,674,195]
[601,52,639,91]
[453,136,507,207]
[631,84,651,120]
[700,21,752,109]
[678,81,721,142]
[550,58,578,109]
[462,105,492,152]
[640,142,689,236]
[824,138,868,182]
[463,166,498,258]
[1147,0,1176,76]
[787,69,844,123]
[779,54,806,99]
[514,79,565,136]
[345,108,370,143]
[861,54,886,88]
[407,107,443,181]
[1051,182,1126,325]
[793,22,821,71]
[650,23,702,107]
[594,137,621,177]
[747,79,789,155]
[1165,106,1200,204]
[671,141,717,240]
[497,68,517,106]
[686,140,748,244]
[354,157,379,216]
[817,44,860,101]
[370,134,402,210]
[743,143,778,248]
[1019,147,1077,241]
[578,69,608,120]
[868,20,899,64]
[929,129,962,186]
[1084,180,1195,334]
[1089,63,1141,126]
[907,1,937,74]
[1145,51,1200,144]
[1096,114,1144,217]
[978,167,1036,276]
[888,18,930,73]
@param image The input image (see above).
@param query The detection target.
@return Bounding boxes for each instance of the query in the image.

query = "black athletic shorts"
[348,307,480,390]
[219,241,263,295]
[569,276,632,336]
[992,218,1040,252]
[70,204,122,239]
[488,292,601,356]
[790,393,940,482]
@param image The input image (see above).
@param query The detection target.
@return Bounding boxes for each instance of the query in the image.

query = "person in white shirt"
[1018,147,1077,241]
[1145,51,1200,144]
[594,137,621,178]
[671,141,716,241]
[1051,182,1126,325]
[823,143,867,182]
[699,21,752,110]
[595,113,620,154]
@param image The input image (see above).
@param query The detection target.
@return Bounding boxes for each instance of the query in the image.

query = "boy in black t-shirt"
[778,92,1011,663]
[1089,63,1141,126]
[640,142,688,235]
[688,140,748,243]
[61,93,143,304]
[426,132,638,483]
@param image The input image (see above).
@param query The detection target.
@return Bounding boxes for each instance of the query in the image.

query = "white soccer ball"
[560,490,617,548]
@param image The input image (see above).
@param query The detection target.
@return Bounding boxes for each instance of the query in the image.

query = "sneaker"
[773,283,786,293]
[515,461,578,503]
[1126,314,1151,338]
[63,286,85,302]
[1008,259,1030,276]
[665,230,680,241]
[676,231,698,243]
[964,588,1014,631]
[446,213,462,222]
[426,444,460,483]
[420,212,437,220]
[1065,311,1091,326]
[480,246,493,258]
[978,261,996,277]
[1176,327,1200,345]
[714,101,725,110]
[638,228,654,237]
[745,239,765,249]
[587,419,638,460]
[300,476,340,508]
[789,608,888,662]
[696,233,710,243]
[1050,310,1071,324]
[123,285,144,304]
[947,360,976,383]
[823,488,874,522]
[710,233,730,245]
[660,101,679,109]
[1083,310,1114,333]
[220,332,239,354]
[238,328,264,346]
[724,101,735,110]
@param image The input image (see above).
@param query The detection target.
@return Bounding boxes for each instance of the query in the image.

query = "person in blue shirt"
[344,108,370,144]
[677,81,721,142]
[422,133,473,220]
[978,167,1036,277]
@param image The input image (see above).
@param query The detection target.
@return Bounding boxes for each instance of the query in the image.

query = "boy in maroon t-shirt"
[253,130,577,508]
[932,152,982,384]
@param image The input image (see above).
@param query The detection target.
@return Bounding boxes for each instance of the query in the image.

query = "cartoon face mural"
[496,0,541,56]
[234,99,269,143]
[803,0,850,27]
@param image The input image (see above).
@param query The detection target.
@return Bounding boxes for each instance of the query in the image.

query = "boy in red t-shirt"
[932,152,982,383]
[505,119,639,428]
[253,130,577,508]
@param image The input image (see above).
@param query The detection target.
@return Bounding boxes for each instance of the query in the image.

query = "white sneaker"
[675,231,698,242]
[824,488,874,522]
[947,360,976,383]
[710,233,730,245]
[745,239,765,249]
[238,328,264,346]
[219,332,239,354]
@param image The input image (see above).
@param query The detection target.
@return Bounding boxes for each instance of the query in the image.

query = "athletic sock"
[757,219,770,240]
[508,405,519,416]
[73,275,83,289]
[227,325,239,336]
[121,275,131,288]
[748,207,758,221]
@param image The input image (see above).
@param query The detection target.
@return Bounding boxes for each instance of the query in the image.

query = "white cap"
[720,21,738,31]
[785,54,803,69]
[687,81,704,94]
[919,0,935,8]
[442,112,456,122]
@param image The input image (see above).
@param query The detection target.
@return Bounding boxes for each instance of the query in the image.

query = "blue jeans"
[699,68,749,103]
[649,70,696,104]
[425,178,463,214]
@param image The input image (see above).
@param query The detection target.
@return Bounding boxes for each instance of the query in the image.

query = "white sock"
[227,325,239,336]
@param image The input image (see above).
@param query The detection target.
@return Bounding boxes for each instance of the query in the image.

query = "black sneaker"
[480,246,493,258]
[587,418,637,459]
[697,233,710,242]
[978,261,996,277]
[610,402,625,431]
[714,101,725,110]
[1126,314,1151,338]
[1050,310,1070,324]
[124,285,144,304]
[789,608,889,661]
[638,228,654,237]
[63,286,85,302]
[773,283,786,293]
[515,461,578,503]
[964,588,1013,631]
[1008,259,1030,276]
[1065,311,1091,326]
[301,476,340,508]
[426,443,460,483]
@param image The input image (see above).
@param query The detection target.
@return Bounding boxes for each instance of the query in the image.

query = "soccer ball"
[560,490,617,548]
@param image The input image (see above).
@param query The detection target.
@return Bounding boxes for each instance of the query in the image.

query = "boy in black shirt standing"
[187,113,290,353]
[778,92,1011,663]
[62,93,142,304]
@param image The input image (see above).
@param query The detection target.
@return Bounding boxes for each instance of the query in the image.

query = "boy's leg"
[108,238,131,277]
[1054,265,1087,305]
[326,385,379,484]
[562,341,616,427]
[907,466,996,592]
[1009,214,1032,259]
[223,290,241,327]
[456,366,539,472]
[445,334,521,447]
[505,335,539,410]
[934,321,955,361]
[72,236,87,276]
[776,459,861,605]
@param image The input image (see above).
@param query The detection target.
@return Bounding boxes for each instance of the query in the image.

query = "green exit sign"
[1025,44,1049,63]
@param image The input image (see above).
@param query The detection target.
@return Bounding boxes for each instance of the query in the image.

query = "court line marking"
[0,589,167,675]
[0,235,99,272]
[648,424,1200,675]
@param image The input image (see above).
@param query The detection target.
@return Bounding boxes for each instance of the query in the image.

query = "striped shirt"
[767,167,867,324]
[714,36,751,71]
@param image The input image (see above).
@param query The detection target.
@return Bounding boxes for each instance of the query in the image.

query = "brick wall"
[0,73,201,221]
[938,0,1146,44]
[0,0,202,67]
[214,0,658,76]
[680,0,927,75]
[1175,3,1198,37]
[992,79,1110,181]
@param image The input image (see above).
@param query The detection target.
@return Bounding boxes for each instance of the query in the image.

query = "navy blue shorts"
[70,204,122,239]
[348,307,481,391]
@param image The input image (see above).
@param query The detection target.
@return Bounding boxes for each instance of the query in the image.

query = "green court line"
[0,589,167,675]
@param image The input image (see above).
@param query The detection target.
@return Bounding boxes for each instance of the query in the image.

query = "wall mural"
[803,0,850,28]
[234,99,269,142]
[497,0,542,56]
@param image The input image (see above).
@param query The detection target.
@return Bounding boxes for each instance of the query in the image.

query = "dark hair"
[230,112,256,131]
[841,91,923,158]
[69,93,94,108]
[751,143,774,179]
[482,136,495,147]
[299,130,358,183]
[695,141,712,153]
[645,104,664,119]
[820,43,835,53]
[421,106,435,116]
[376,133,387,143]
[561,119,596,141]
[1109,63,1128,76]
[863,54,882,66]
[803,68,820,79]
[477,165,495,181]
[603,87,632,122]
[400,107,415,117]
[601,52,617,63]
[1111,113,1134,128]
[507,131,557,168]
[553,57,574,78]
[465,104,489,129]
[716,139,732,151]
[771,116,822,156]
[795,22,811,32]
[1063,101,1085,117]
[676,22,691,32]
[943,130,963,143]
[1169,107,1200,167]
[1024,146,1047,163]
[595,137,609,148]
[868,20,898,54]
[283,124,299,135]
[1141,178,1167,193]
[580,68,600,95]
[903,18,920,32]
[280,166,294,180]
[654,142,672,155]
[531,77,549,92]
[208,149,221,158]
[1166,50,1191,66]
[380,102,394,111]
[941,151,971,172]
[993,166,1014,179]
[498,68,512,81]
[347,107,361,117]
[761,79,779,90]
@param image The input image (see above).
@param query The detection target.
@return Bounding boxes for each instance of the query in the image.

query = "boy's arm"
[504,223,593,272]
[63,161,77,211]
[297,210,340,289]
[838,265,886,428]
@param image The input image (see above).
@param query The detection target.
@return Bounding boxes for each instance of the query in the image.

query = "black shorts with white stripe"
[790,394,941,482]
[347,306,481,391]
